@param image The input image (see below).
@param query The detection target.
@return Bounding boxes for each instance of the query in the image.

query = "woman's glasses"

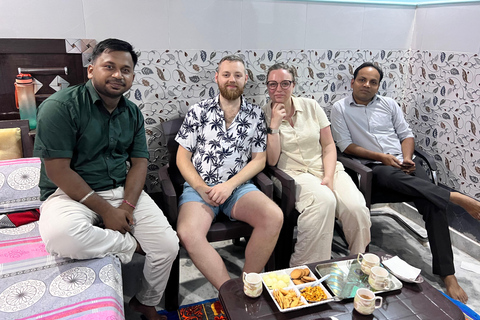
[266,80,294,90]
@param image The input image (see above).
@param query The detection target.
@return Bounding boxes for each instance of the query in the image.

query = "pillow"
[0,157,42,213]
[0,127,24,160]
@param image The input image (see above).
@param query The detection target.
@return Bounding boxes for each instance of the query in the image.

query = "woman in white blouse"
[263,63,371,266]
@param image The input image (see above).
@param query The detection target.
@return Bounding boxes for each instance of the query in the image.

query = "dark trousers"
[368,157,454,276]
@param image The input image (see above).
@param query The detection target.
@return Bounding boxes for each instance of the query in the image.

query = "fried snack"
[300,285,328,302]
[290,296,300,308]
[302,276,315,282]
[302,268,310,277]
[290,268,315,284]
[290,269,303,279]
[280,288,290,296]
[272,289,306,309]
[274,289,284,308]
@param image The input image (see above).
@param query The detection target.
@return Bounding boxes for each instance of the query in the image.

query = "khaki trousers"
[287,165,371,267]
[39,187,179,306]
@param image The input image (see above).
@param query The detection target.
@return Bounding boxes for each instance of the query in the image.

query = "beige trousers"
[39,187,179,306]
[288,166,371,267]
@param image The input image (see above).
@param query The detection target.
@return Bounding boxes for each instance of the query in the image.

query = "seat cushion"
[207,218,253,242]
[0,128,23,160]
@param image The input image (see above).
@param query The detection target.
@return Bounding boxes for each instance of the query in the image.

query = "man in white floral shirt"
[175,55,283,289]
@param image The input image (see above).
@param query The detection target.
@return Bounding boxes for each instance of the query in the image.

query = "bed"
[0,221,125,319]
[0,156,125,319]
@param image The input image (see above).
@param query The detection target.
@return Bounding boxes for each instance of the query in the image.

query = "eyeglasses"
[266,80,294,90]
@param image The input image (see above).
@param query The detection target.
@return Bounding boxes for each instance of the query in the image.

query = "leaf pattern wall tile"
[131,48,479,197]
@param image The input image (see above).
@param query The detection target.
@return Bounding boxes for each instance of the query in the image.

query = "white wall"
[0,0,415,51]
[4,0,480,53]
[0,0,86,39]
[412,3,480,53]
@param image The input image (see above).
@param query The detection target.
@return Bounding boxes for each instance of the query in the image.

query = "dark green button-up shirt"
[34,80,149,200]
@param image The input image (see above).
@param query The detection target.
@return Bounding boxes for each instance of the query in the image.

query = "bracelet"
[79,190,95,204]
[122,199,136,210]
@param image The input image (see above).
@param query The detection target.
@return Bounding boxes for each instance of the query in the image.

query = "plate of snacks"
[298,281,334,305]
[271,288,307,311]
[261,266,334,312]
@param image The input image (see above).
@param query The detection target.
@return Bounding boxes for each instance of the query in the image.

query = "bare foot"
[450,192,480,220]
[442,275,468,304]
[128,296,166,320]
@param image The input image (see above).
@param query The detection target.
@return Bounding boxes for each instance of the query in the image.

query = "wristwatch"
[267,127,279,134]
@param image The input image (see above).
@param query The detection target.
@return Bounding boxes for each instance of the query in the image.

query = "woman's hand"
[321,176,334,191]
[270,103,286,129]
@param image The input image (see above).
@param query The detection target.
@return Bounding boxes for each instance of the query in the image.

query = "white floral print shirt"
[175,95,267,185]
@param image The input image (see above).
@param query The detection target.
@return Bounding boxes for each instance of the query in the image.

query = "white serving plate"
[260,265,334,312]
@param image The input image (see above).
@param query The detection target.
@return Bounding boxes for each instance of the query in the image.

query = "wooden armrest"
[264,166,295,194]
[337,155,373,208]
[253,171,273,199]
[158,164,178,227]
[264,166,296,219]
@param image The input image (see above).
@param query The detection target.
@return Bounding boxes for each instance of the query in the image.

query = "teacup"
[357,253,380,275]
[354,288,383,315]
[368,266,391,291]
[243,272,262,298]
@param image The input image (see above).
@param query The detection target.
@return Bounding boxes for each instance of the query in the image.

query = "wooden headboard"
[0,39,88,120]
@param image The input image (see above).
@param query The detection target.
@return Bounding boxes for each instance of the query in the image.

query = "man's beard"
[219,83,244,101]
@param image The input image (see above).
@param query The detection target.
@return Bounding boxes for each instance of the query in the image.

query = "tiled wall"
[132,48,480,200]
[406,50,480,197]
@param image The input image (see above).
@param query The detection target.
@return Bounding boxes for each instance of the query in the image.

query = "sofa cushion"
[0,157,42,213]
[0,128,23,160]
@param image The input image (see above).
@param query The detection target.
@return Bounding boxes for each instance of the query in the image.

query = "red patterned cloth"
[178,299,226,320]
[0,208,40,228]
[158,298,226,320]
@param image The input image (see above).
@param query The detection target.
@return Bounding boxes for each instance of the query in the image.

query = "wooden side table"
[218,254,464,320]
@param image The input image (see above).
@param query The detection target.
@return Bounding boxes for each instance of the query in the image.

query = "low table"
[218,254,463,319]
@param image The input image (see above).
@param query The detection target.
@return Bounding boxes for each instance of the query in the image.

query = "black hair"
[353,62,383,82]
[91,38,138,67]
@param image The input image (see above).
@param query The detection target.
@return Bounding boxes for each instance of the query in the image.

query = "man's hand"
[380,153,402,168]
[196,185,219,207]
[270,103,287,129]
[400,158,416,174]
[102,207,133,234]
[321,176,334,191]
[206,182,235,205]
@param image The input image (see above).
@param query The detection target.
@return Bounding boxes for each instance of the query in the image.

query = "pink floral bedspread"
[0,222,124,319]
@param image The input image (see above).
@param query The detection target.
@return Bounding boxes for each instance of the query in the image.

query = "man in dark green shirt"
[34,39,178,320]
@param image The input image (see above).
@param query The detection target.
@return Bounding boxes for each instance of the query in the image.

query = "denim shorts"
[178,181,259,220]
